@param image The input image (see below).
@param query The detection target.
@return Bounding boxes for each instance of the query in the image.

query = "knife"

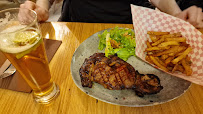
[0,59,11,75]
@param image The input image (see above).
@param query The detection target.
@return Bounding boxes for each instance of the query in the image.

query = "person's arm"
[20,0,54,22]
[36,0,50,11]
[150,0,181,16]
[151,0,203,28]
[36,0,55,11]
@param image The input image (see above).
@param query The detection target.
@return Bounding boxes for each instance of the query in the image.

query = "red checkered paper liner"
[131,5,203,85]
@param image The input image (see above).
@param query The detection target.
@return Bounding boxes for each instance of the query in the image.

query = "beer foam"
[0,26,41,54]
[0,12,11,27]
[1,25,26,33]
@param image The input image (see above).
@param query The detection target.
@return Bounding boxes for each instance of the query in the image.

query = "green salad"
[98,27,136,61]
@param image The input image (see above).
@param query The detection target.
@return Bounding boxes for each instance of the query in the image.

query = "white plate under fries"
[70,28,191,107]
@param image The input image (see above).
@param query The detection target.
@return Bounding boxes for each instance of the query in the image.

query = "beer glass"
[0,8,60,104]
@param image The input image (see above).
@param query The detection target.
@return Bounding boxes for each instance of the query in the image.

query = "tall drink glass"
[0,8,60,104]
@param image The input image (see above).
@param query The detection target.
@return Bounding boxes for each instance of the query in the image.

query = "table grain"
[0,22,203,114]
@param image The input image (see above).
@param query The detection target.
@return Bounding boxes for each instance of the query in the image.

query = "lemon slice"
[14,31,38,46]
[13,31,42,59]
[15,38,42,59]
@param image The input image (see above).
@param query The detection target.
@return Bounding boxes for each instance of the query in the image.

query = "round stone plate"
[70,28,191,107]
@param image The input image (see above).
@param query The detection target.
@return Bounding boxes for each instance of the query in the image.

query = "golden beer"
[4,38,54,96]
[0,8,59,104]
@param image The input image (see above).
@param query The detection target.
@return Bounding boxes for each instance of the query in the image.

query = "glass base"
[33,83,60,104]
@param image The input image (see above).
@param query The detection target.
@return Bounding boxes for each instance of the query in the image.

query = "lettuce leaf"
[98,26,136,61]
[98,30,108,50]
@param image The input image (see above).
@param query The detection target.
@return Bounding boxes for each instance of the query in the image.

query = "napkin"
[131,5,203,85]
[0,39,62,92]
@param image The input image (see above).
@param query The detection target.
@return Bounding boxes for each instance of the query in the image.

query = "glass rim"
[0,8,38,34]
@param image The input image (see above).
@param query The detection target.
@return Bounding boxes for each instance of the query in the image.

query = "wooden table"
[0,22,203,114]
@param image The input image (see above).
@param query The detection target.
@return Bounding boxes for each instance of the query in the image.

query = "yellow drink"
[0,25,59,104]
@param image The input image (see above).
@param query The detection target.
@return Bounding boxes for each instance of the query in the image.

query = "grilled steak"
[79,53,163,97]
[134,72,163,97]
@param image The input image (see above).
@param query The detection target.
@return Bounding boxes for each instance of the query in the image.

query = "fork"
[0,64,16,79]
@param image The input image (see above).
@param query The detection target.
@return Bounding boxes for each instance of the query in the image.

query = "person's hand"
[20,1,49,22]
[175,6,203,28]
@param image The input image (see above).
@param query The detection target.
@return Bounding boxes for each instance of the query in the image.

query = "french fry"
[173,32,182,37]
[177,64,184,73]
[181,58,192,76]
[185,56,192,66]
[145,55,153,63]
[158,41,179,47]
[160,32,182,38]
[147,31,169,36]
[172,64,179,73]
[165,56,175,65]
[147,52,154,55]
[172,47,192,64]
[145,47,160,51]
[149,35,159,42]
[161,55,169,60]
[146,41,152,48]
[152,46,179,56]
[155,57,167,67]
[175,52,183,57]
[149,56,169,71]
[145,46,170,52]
[180,42,190,47]
[175,46,187,54]
[165,37,186,42]
[145,31,193,76]
[168,53,175,56]
[151,38,165,46]
[167,66,173,71]
[172,46,187,56]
